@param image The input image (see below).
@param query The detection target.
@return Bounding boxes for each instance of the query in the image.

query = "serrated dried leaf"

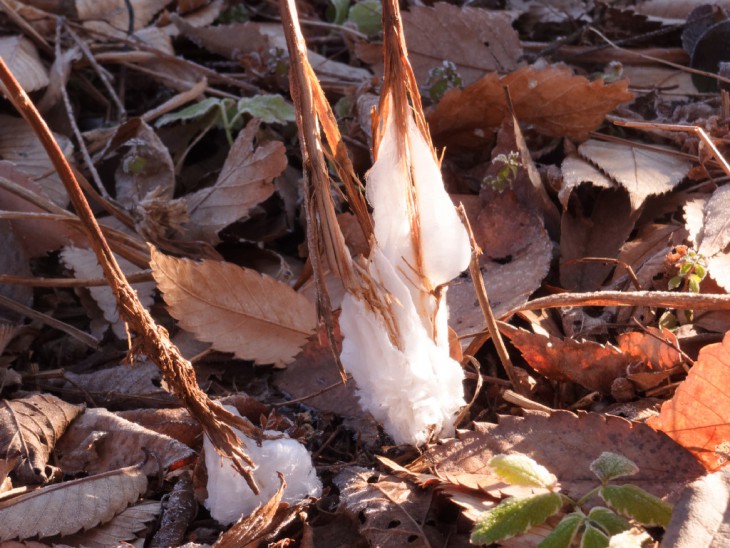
[402,4,521,86]
[0,464,147,541]
[0,36,47,93]
[0,394,83,484]
[59,500,160,548]
[502,325,630,393]
[648,330,730,470]
[428,411,704,503]
[61,246,156,339]
[428,65,633,148]
[577,140,691,210]
[56,408,194,476]
[183,119,287,243]
[75,0,170,37]
[151,247,316,365]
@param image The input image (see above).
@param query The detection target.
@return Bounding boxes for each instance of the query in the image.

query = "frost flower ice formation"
[339,90,472,446]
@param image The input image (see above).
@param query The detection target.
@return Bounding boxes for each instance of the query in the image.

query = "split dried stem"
[0,56,261,494]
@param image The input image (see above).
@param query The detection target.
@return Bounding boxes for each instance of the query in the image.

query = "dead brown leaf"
[502,324,630,393]
[0,36,47,94]
[58,499,161,548]
[0,464,147,541]
[151,247,316,365]
[183,119,287,244]
[117,407,202,447]
[56,407,195,476]
[402,4,521,86]
[76,0,171,37]
[150,474,196,548]
[334,467,447,548]
[428,64,633,149]
[428,411,705,505]
[0,394,83,484]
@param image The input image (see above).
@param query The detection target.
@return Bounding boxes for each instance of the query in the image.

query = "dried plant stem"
[0,57,261,493]
[613,119,730,179]
[457,205,523,394]
[0,271,153,288]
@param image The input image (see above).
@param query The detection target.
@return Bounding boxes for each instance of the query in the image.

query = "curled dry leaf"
[183,119,287,244]
[0,36,47,94]
[56,408,195,476]
[59,499,161,548]
[688,185,730,291]
[428,411,705,505]
[648,330,730,470]
[150,247,316,365]
[501,325,630,393]
[0,394,83,484]
[428,64,633,149]
[0,464,147,541]
[617,327,683,371]
[150,475,197,548]
[401,3,521,86]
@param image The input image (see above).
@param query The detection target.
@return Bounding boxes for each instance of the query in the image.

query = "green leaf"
[236,95,295,125]
[156,97,224,127]
[590,453,639,483]
[688,275,700,294]
[347,0,382,36]
[667,276,682,290]
[679,262,692,276]
[490,454,558,489]
[328,0,350,24]
[470,493,564,545]
[586,507,630,536]
[600,485,673,528]
[694,263,707,279]
[581,523,609,548]
[537,511,585,548]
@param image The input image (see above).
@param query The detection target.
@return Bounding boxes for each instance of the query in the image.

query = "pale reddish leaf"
[429,411,704,504]
[0,464,147,541]
[428,65,633,148]
[59,500,161,548]
[62,361,176,409]
[0,36,47,94]
[184,119,287,243]
[150,247,316,365]
[402,4,521,86]
[648,331,730,470]
[0,116,72,207]
[503,325,629,393]
[61,246,156,339]
[116,407,202,447]
[617,327,683,371]
[578,140,691,210]
[56,408,194,476]
[334,467,446,548]
[663,467,730,547]
[0,394,83,484]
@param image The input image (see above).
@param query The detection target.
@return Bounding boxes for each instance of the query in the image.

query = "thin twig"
[0,271,153,288]
[456,204,523,394]
[0,294,99,349]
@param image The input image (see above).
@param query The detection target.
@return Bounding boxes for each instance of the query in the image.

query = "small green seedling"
[483,151,520,193]
[156,94,295,145]
[470,452,672,547]
[426,60,463,102]
[663,248,708,325]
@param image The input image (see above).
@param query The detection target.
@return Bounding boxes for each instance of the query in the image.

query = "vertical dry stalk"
[0,57,261,493]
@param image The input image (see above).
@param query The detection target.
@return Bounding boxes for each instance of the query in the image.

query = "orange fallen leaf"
[648,331,730,471]
[617,327,683,371]
[428,64,633,149]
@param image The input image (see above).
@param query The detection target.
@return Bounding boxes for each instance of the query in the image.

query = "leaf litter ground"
[0,0,730,546]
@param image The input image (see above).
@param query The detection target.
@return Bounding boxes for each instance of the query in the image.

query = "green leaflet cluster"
[470,452,673,547]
